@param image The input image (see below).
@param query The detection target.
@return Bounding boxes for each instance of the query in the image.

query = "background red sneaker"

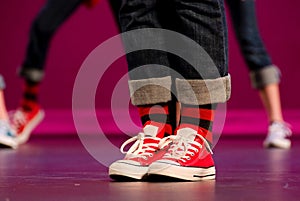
[11,105,44,144]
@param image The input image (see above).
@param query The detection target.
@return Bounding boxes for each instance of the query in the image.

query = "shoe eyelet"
[187,156,191,160]
[149,154,153,157]
[191,153,195,156]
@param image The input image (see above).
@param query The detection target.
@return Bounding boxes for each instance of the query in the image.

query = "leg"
[20,0,82,109]
[0,75,18,149]
[149,0,231,181]
[20,0,82,82]
[172,0,229,139]
[13,0,82,144]
[259,83,283,122]
[120,0,172,130]
[226,0,291,148]
[109,0,174,181]
[173,0,229,128]
[0,75,8,120]
[226,0,282,121]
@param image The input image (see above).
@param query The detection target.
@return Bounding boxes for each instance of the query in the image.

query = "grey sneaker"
[0,120,18,149]
[263,122,292,149]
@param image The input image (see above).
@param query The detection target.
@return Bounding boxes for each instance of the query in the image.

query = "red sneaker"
[148,127,215,181]
[11,105,44,144]
[109,123,172,180]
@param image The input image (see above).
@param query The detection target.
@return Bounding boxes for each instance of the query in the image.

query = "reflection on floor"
[1,135,300,201]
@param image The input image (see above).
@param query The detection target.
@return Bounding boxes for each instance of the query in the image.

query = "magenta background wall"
[0,0,299,110]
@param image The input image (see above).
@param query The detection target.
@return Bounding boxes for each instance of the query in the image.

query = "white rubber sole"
[109,160,148,180]
[263,138,291,149]
[0,135,18,149]
[148,160,216,181]
[16,110,45,144]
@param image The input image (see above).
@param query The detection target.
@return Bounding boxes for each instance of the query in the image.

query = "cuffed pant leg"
[129,76,172,105]
[176,75,231,105]
[249,65,281,89]
[18,67,45,83]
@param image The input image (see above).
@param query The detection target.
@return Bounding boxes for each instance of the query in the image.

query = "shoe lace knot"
[120,132,162,160]
[271,122,292,138]
[164,132,213,163]
[10,109,28,132]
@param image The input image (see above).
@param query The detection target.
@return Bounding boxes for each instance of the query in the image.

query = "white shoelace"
[120,132,171,160]
[10,109,27,132]
[270,122,292,138]
[163,133,213,163]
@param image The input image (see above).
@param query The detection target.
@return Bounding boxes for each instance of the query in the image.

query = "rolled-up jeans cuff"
[0,75,5,90]
[129,76,172,105]
[250,65,281,89]
[18,66,44,83]
[176,74,231,105]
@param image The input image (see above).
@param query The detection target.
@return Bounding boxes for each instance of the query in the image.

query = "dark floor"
[1,135,300,201]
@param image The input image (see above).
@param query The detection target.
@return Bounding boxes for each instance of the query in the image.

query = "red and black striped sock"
[178,103,216,144]
[138,103,173,137]
[21,81,40,111]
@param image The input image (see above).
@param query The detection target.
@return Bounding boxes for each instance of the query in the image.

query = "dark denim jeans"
[21,0,82,78]
[226,0,272,71]
[120,0,228,80]
[20,0,121,82]
[120,0,231,106]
